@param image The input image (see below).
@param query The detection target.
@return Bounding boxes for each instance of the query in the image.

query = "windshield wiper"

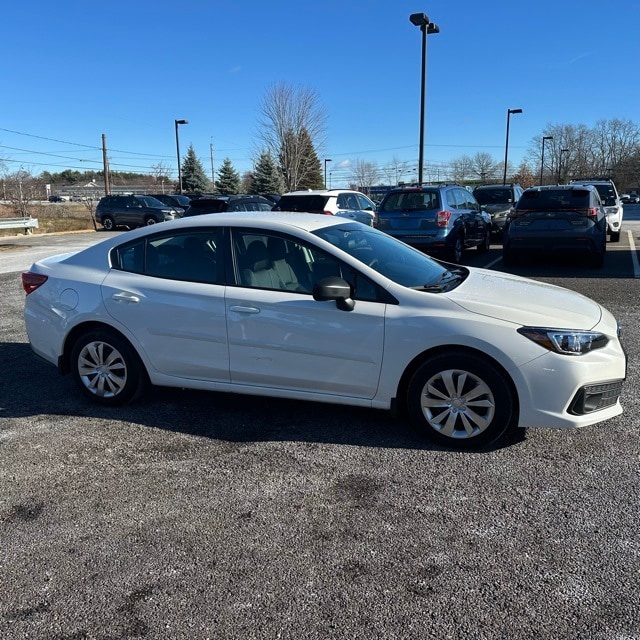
[412,269,463,292]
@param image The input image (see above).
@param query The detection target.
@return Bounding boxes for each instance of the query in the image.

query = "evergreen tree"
[216,158,241,195]
[297,129,324,190]
[252,151,284,195]
[181,144,210,193]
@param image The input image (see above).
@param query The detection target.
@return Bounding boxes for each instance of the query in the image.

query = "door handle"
[111,292,140,304]
[229,305,260,314]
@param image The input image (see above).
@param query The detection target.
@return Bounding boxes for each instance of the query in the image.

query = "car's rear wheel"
[446,235,464,263]
[609,230,621,242]
[70,329,146,406]
[144,216,158,226]
[407,351,517,449]
[101,215,115,231]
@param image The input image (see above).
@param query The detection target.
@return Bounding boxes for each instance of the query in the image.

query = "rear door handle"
[111,292,140,304]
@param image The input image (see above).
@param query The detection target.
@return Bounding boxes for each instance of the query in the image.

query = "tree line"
[3,82,640,206]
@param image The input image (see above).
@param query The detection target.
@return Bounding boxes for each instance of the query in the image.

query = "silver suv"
[570,179,623,242]
[273,189,377,226]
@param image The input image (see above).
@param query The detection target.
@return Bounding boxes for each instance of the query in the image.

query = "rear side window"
[517,189,592,210]
[275,195,329,212]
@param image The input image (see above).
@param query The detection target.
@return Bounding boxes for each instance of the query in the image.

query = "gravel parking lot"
[1,233,639,639]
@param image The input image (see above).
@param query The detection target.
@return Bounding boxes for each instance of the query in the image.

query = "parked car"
[502,184,607,267]
[375,184,491,263]
[21,212,625,450]
[147,193,191,216]
[95,195,178,230]
[272,189,377,226]
[569,179,623,242]
[472,183,524,236]
[183,195,274,216]
[620,193,639,204]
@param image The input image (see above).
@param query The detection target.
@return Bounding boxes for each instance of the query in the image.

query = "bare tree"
[349,159,380,195]
[257,82,327,191]
[150,162,172,192]
[381,156,411,186]
[3,168,43,216]
[449,155,474,183]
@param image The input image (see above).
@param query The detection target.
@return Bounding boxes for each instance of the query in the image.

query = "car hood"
[446,269,602,329]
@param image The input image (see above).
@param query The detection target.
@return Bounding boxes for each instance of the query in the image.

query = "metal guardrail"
[0,217,39,234]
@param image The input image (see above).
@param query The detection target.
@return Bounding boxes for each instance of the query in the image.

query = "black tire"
[609,230,621,243]
[477,229,491,253]
[70,329,146,406]
[446,235,464,263]
[406,351,517,449]
[101,215,115,231]
[144,216,158,226]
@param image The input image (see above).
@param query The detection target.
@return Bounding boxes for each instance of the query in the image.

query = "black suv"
[472,183,523,236]
[147,193,191,216]
[502,184,607,267]
[95,195,178,230]
[183,195,274,216]
[375,184,491,263]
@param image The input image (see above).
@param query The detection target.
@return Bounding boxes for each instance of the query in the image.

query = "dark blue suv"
[375,184,492,263]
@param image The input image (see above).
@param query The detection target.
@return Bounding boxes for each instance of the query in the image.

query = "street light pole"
[324,159,332,188]
[540,136,553,185]
[502,108,523,185]
[175,119,188,194]
[410,13,439,186]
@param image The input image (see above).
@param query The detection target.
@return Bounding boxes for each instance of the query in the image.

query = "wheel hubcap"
[78,341,127,398]
[420,369,495,439]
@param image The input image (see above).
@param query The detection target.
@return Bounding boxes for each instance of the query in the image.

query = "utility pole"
[210,140,215,192]
[101,134,111,195]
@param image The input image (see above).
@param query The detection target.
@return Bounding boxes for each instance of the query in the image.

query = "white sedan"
[22,212,626,449]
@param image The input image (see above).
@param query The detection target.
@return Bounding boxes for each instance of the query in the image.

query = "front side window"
[232,229,381,301]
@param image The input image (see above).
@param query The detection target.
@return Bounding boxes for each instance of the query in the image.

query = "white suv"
[570,179,623,242]
[273,189,377,226]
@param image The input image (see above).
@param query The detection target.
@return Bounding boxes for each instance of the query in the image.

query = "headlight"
[517,327,609,355]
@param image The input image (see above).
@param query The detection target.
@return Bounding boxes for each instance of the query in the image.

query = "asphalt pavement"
[1,227,639,639]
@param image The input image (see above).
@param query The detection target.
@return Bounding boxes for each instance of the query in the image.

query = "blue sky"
[2,0,639,188]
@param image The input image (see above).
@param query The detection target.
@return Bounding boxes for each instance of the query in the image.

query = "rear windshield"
[516,189,592,210]
[380,190,440,212]
[274,195,329,212]
[188,199,227,213]
[473,188,513,205]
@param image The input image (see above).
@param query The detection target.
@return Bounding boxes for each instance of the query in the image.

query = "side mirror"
[313,276,355,311]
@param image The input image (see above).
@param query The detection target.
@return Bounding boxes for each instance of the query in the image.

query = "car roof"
[282,189,363,196]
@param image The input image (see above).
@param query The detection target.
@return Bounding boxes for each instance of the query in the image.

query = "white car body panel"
[22,212,626,433]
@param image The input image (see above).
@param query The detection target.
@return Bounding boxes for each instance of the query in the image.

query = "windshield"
[313,223,458,289]
[137,196,167,208]
[474,189,513,205]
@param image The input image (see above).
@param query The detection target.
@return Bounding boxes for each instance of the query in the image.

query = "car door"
[225,228,386,399]
[336,193,372,226]
[101,229,230,382]
[457,188,484,246]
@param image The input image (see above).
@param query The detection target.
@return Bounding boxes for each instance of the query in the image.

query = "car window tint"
[112,230,221,284]
[357,194,374,210]
[518,189,592,210]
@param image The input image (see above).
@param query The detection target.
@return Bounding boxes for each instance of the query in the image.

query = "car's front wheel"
[477,228,491,253]
[144,216,158,226]
[70,329,146,406]
[101,215,115,231]
[407,351,517,449]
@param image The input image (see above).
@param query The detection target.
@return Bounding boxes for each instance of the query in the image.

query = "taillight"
[436,210,451,227]
[22,272,48,295]
[322,210,334,216]
[587,207,598,217]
